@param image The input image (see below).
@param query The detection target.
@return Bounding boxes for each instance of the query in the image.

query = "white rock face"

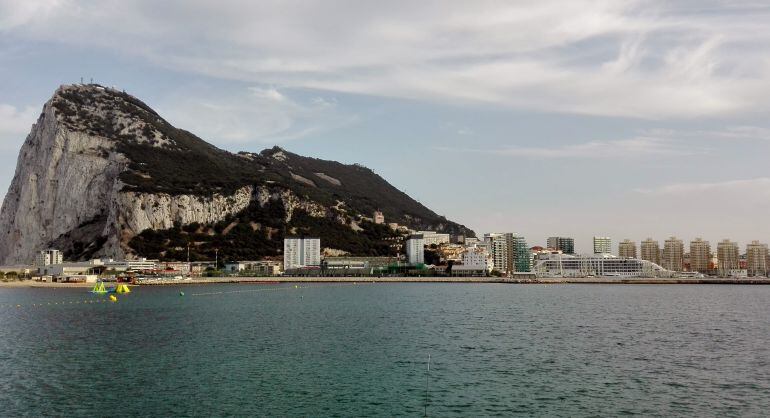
[0,99,128,264]
[0,85,372,264]
[0,87,268,264]
[116,186,253,235]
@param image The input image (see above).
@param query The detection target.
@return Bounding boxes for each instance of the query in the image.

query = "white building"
[417,231,450,246]
[225,260,282,275]
[533,253,668,278]
[405,235,425,265]
[373,211,385,224]
[284,237,321,270]
[103,258,158,272]
[460,247,492,270]
[483,233,508,272]
[35,249,63,267]
[593,237,612,254]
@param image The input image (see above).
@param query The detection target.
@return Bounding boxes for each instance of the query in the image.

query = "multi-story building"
[224,260,283,276]
[746,240,769,277]
[593,237,612,254]
[690,238,711,273]
[512,235,530,272]
[104,258,158,272]
[689,238,711,274]
[618,239,637,259]
[284,237,321,270]
[662,237,684,272]
[405,235,425,265]
[452,246,493,276]
[716,239,740,277]
[417,231,451,247]
[533,253,667,278]
[35,249,63,268]
[484,233,508,273]
[373,210,385,224]
[546,237,574,254]
[640,238,660,265]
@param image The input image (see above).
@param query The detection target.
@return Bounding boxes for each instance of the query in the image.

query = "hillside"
[0,84,474,264]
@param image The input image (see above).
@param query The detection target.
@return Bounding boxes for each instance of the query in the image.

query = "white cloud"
[0,104,38,145]
[158,85,354,145]
[438,135,701,159]
[635,178,770,196]
[3,1,770,119]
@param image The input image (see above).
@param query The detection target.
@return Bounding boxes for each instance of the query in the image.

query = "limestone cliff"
[0,84,474,264]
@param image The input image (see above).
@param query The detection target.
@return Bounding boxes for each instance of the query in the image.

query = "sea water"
[0,283,768,416]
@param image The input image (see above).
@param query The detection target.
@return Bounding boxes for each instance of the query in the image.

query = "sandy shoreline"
[0,277,770,289]
[3,276,770,288]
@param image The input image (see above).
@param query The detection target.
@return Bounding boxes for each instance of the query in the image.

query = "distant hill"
[0,84,474,264]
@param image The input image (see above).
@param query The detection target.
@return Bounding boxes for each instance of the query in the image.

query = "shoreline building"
[640,238,660,265]
[509,234,530,272]
[35,249,63,268]
[593,237,612,255]
[716,239,740,277]
[405,234,425,265]
[484,233,508,273]
[689,238,711,274]
[618,239,637,259]
[284,237,321,270]
[533,253,667,278]
[547,237,574,255]
[746,240,768,277]
[662,237,684,272]
[452,246,493,276]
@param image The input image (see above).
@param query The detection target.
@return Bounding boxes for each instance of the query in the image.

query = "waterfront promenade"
[4,277,770,288]
[137,276,770,285]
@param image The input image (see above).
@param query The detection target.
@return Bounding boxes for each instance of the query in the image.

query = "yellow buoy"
[109,295,117,302]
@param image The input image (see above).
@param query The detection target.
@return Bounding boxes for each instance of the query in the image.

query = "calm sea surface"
[0,283,769,417]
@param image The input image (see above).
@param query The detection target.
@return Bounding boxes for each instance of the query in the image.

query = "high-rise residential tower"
[593,237,612,254]
[746,240,768,277]
[512,235,530,272]
[618,239,637,259]
[405,234,425,265]
[662,237,684,272]
[640,238,660,265]
[484,233,508,273]
[283,237,321,270]
[689,238,711,273]
[716,239,740,277]
[546,237,574,254]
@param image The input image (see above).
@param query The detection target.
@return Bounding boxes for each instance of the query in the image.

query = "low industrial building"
[225,260,282,276]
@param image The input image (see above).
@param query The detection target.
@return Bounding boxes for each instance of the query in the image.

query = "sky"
[1,0,770,253]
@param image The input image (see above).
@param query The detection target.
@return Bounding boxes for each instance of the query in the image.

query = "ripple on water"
[0,284,769,416]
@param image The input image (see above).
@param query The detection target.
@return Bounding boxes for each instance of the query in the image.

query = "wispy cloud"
[437,135,701,159]
[3,1,770,119]
[635,177,770,195]
[0,103,38,148]
[158,85,355,145]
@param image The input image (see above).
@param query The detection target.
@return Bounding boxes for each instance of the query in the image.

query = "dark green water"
[1,283,769,416]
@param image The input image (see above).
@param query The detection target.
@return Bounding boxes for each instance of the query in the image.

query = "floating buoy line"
[189,282,364,297]
[0,298,113,310]
[0,282,367,308]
